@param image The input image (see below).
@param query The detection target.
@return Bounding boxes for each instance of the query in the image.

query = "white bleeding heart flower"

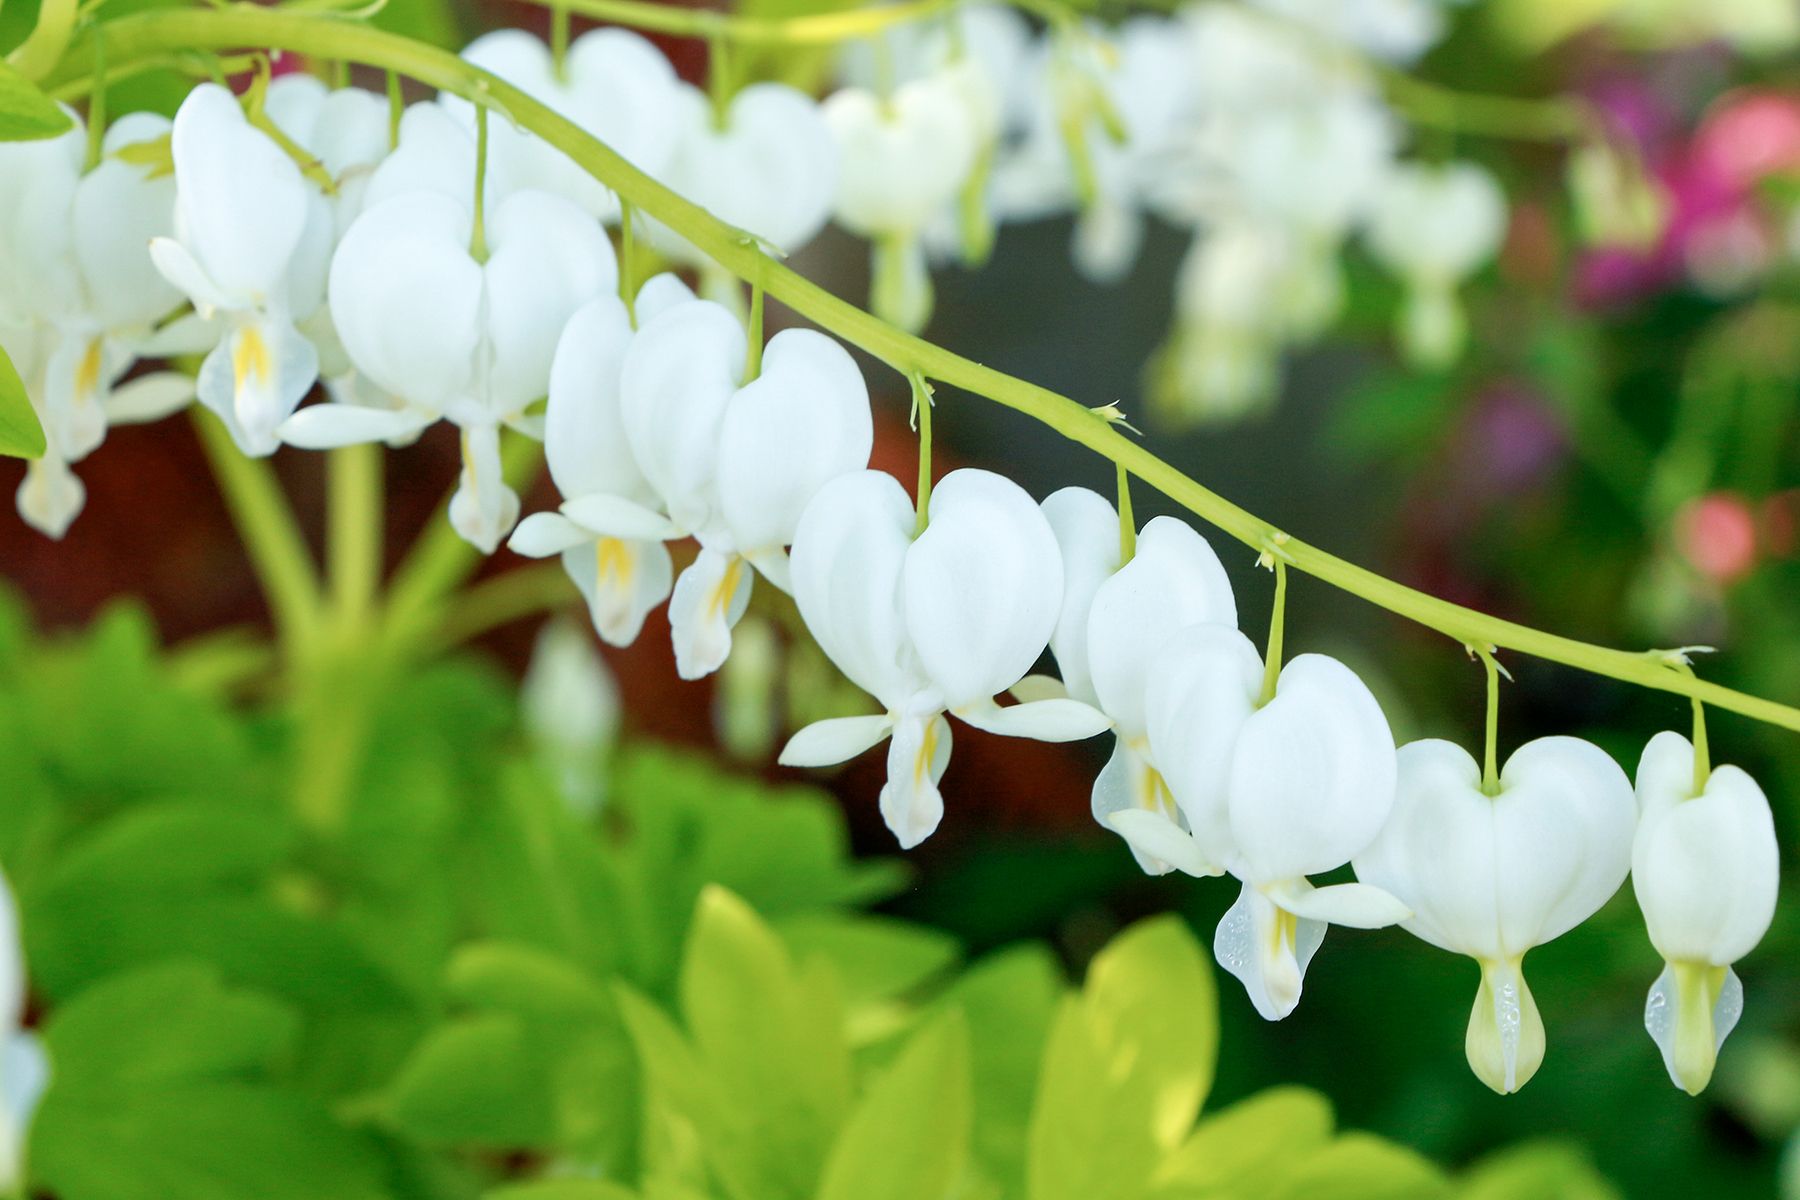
[150,83,333,457]
[617,297,873,678]
[1353,736,1636,1093]
[1131,631,1405,1019]
[521,615,621,816]
[363,101,518,215]
[824,75,978,331]
[1365,161,1507,369]
[0,869,46,1196]
[0,112,194,537]
[452,28,682,220]
[304,184,616,552]
[781,468,1109,848]
[652,82,838,263]
[1040,487,1237,874]
[1631,731,1779,1096]
[508,275,697,645]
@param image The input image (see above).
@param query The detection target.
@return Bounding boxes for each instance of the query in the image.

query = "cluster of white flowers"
[0,6,1776,1102]
[0,873,45,1194]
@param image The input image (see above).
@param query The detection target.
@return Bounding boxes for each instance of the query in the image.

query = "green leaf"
[1026,916,1217,1200]
[0,340,45,459]
[937,944,1065,1194]
[816,1012,972,1200]
[487,1184,642,1200]
[776,912,959,1041]
[0,58,71,142]
[1150,1087,1334,1195]
[386,1013,557,1149]
[31,963,390,1200]
[677,886,852,1199]
[1261,1135,1451,1200]
[32,1082,391,1200]
[1456,1142,1621,1200]
[42,961,297,1091]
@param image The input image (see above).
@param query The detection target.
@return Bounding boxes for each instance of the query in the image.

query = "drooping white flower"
[1353,736,1636,1093]
[451,28,683,220]
[507,274,695,644]
[1150,221,1293,427]
[824,74,979,330]
[0,871,46,1196]
[0,112,200,536]
[1249,0,1452,65]
[1127,628,1406,1019]
[522,615,621,816]
[616,297,873,678]
[150,83,332,457]
[1039,487,1237,873]
[652,82,838,264]
[1365,161,1507,369]
[303,176,617,551]
[780,469,1108,848]
[1631,731,1780,1095]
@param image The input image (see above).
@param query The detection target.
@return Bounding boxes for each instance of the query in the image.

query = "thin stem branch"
[7,0,79,80]
[1116,462,1135,564]
[1259,559,1286,706]
[911,372,933,536]
[1476,646,1503,795]
[515,0,953,46]
[430,562,574,650]
[191,409,323,660]
[327,442,383,635]
[59,9,1800,736]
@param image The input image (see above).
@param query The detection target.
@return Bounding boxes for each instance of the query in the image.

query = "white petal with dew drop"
[1466,957,1544,1095]
[667,545,753,680]
[779,714,896,769]
[1214,881,1326,1022]
[1645,962,1742,1096]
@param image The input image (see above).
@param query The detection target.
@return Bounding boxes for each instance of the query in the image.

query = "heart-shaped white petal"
[544,295,649,503]
[328,191,484,411]
[1040,485,1120,709]
[715,328,872,558]
[660,83,838,255]
[619,299,745,535]
[902,468,1061,710]
[1143,624,1263,869]
[1087,516,1236,738]
[1227,653,1397,885]
[168,84,310,307]
[789,470,924,710]
[1631,731,1779,966]
[824,75,978,236]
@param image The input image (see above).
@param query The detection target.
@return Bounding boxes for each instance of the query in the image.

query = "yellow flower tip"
[1466,958,1545,1095]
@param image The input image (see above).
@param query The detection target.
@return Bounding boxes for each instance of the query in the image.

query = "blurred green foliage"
[0,596,1620,1199]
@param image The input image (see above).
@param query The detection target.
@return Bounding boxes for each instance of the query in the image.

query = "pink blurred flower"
[1675,492,1759,584]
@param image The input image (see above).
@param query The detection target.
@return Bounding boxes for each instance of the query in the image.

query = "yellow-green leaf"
[0,341,45,458]
[816,1012,972,1200]
[0,57,72,141]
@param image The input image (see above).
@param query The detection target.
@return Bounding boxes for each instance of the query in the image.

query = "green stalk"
[745,281,765,379]
[191,410,324,661]
[52,8,1800,735]
[912,372,933,537]
[515,0,952,46]
[7,0,78,80]
[1259,560,1286,706]
[1115,462,1135,564]
[1479,648,1503,795]
[1691,698,1711,796]
[470,103,489,262]
[327,442,383,635]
